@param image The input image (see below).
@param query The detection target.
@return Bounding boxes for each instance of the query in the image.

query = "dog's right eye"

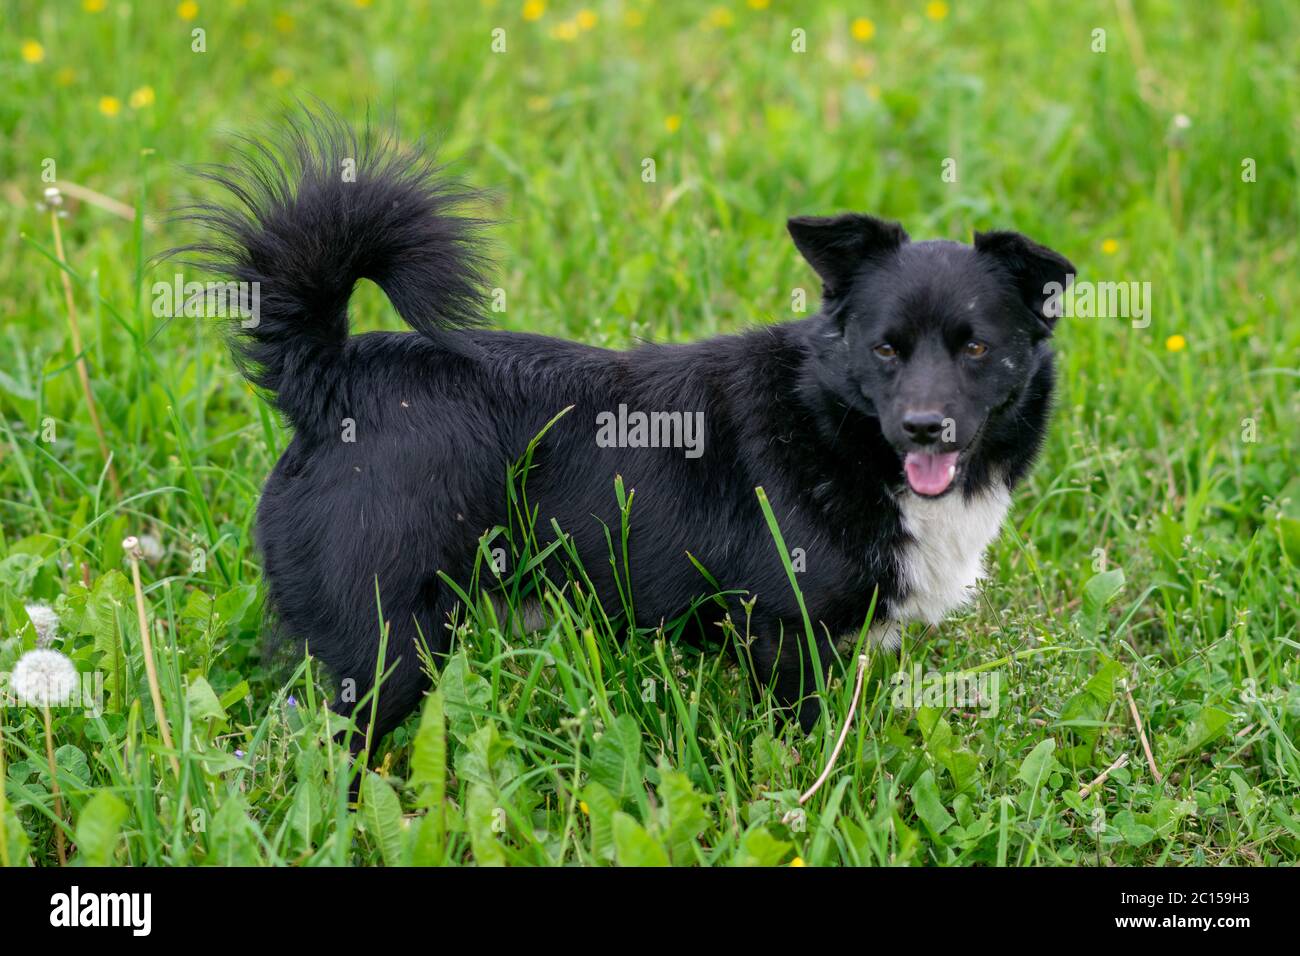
[873,343,897,359]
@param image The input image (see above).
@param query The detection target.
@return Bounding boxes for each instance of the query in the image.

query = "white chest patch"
[890,484,1011,627]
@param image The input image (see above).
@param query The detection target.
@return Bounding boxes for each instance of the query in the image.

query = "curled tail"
[175,109,490,434]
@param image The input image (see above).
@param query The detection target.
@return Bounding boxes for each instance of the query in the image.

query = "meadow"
[1,0,1297,867]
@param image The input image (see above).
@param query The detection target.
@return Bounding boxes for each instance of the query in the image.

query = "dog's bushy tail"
[175,109,490,434]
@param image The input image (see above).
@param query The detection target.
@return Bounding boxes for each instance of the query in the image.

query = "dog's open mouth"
[903,450,960,496]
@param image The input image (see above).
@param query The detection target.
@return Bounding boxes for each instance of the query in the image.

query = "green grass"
[2,0,1298,866]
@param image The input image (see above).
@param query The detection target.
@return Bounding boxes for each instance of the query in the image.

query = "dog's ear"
[787,214,908,297]
[974,230,1075,334]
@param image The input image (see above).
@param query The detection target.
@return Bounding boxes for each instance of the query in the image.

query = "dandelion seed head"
[137,533,164,562]
[24,602,61,648]
[11,649,78,707]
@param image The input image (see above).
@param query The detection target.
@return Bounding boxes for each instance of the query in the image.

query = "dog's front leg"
[748,622,835,733]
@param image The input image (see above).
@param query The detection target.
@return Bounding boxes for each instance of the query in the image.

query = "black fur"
[183,113,1074,753]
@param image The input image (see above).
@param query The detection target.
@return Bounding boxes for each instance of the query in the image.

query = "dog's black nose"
[902,409,945,444]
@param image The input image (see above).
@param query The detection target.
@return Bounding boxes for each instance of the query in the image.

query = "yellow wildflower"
[851,17,875,41]
[550,19,579,40]
[925,1,949,21]
[708,7,734,28]
[129,85,156,109]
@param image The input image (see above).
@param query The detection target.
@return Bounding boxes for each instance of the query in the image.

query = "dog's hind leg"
[330,585,453,784]
[341,650,432,759]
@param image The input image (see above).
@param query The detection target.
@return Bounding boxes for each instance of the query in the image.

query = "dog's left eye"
[963,341,988,358]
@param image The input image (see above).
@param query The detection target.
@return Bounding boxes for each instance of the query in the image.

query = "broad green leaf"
[0,805,30,867]
[410,690,446,808]
[1276,516,1300,565]
[589,713,643,803]
[76,571,131,707]
[731,825,793,867]
[1081,568,1125,633]
[207,794,260,866]
[361,772,406,867]
[890,808,921,865]
[74,791,128,866]
[466,783,505,866]
[212,585,258,633]
[40,745,90,789]
[918,706,980,793]
[453,722,521,793]
[407,691,448,859]
[218,680,250,712]
[1060,655,1125,762]
[438,653,491,742]
[611,811,669,867]
[750,733,793,788]
[185,676,227,725]
[0,553,42,594]
[581,781,620,864]
[953,792,974,829]
[910,768,954,839]
[657,765,711,863]
[180,589,213,624]
[1112,809,1156,847]
[288,781,321,854]
[1270,801,1300,840]
[1017,738,1059,789]
[1167,705,1232,760]
[408,812,447,867]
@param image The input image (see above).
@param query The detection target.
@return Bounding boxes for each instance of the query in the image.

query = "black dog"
[184,115,1073,751]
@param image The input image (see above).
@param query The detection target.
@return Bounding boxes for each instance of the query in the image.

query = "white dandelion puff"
[136,533,164,563]
[11,649,78,707]
[24,602,61,647]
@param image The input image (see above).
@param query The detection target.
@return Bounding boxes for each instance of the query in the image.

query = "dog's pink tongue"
[904,451,959,496]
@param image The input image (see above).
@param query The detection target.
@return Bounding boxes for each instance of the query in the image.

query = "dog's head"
[791,213,1074,497]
